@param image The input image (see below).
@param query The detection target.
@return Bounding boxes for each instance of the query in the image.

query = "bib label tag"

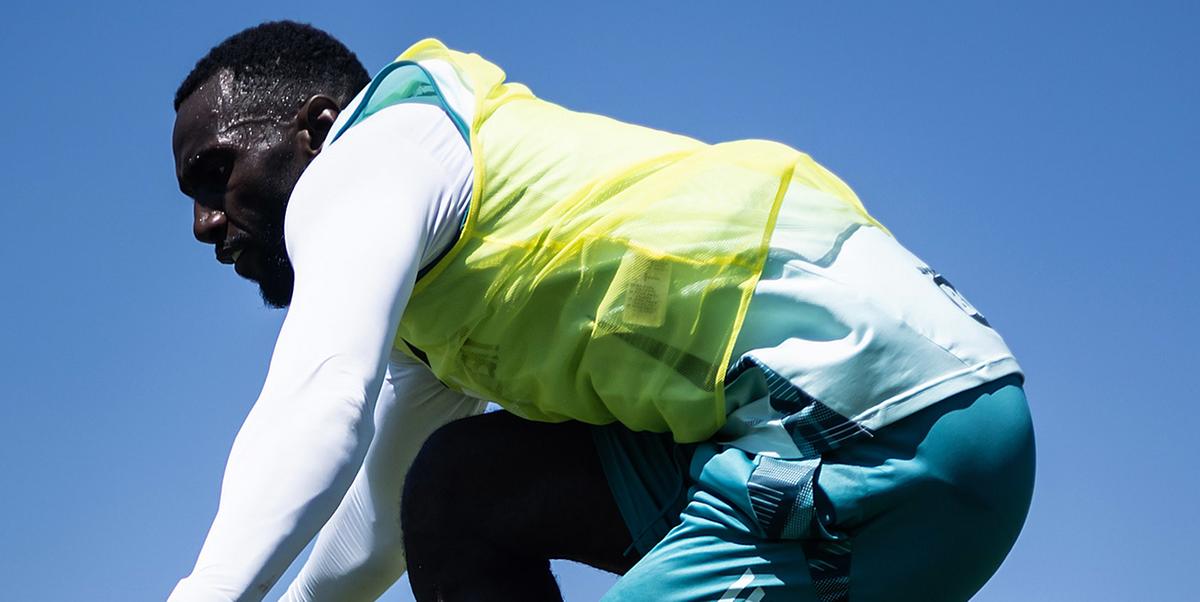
[620,252,671,328]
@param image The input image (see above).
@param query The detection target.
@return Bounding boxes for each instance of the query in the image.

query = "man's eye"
[194,154,234,192]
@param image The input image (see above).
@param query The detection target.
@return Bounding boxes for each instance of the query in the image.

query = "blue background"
[1,1,1196,600]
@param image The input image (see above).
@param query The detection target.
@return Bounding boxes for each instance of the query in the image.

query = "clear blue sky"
[1,1,1196,600]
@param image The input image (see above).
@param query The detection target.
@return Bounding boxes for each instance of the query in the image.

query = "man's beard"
[252,177,296,309]
[256,241,295,308]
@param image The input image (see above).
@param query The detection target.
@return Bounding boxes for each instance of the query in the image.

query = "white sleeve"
[168,106,467,602]
[278,353,485,602]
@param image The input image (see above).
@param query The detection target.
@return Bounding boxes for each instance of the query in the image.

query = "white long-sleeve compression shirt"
[169,102,478,602]
[277,352,484,601]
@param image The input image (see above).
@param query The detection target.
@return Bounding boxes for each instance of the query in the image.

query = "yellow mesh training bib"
[338,40,880,442]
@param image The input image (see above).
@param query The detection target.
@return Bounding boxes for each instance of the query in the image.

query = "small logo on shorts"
[918,265,992,327]
[719,568,766,601]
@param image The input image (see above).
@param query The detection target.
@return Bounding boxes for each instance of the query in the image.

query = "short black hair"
[174,21,370,115]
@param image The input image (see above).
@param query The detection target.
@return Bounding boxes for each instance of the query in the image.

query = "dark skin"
[171,71,642,599]
[403,412,644,601]
[171,70,340,307]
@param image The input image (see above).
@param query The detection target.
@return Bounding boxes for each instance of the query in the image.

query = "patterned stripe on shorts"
[727,355,873,457]
[803,539,853,602]
[731,356,866,600]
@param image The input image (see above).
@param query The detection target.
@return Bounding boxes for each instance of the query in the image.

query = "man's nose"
[193,202,228,244]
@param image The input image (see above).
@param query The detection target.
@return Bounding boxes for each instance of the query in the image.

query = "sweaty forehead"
[173,70,231,160]
[171,70,282,171]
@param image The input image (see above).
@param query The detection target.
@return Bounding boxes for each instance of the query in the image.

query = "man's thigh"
[602,443,826,602]
[606,377,1035,602]
[402,410,639,574]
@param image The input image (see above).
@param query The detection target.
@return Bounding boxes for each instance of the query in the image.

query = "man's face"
[171,71,305,308]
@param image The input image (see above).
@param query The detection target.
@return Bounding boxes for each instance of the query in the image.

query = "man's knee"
[401,411,632,570]
[402,417,477,547]
[401,415,567,601]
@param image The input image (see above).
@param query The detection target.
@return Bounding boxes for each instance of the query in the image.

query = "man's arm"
[279,353,486,601]
[169,112,461,601]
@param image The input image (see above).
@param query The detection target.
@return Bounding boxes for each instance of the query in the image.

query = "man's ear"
[295,95,341,155]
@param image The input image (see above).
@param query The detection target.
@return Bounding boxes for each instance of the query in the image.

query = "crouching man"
[168,21,1034,602]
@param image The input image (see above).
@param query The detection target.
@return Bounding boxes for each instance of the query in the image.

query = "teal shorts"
[593,375,1035,601]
